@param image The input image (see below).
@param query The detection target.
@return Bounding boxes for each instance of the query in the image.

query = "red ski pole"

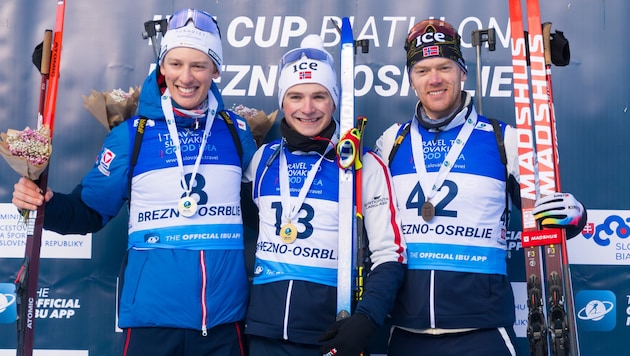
[42,0,67,136]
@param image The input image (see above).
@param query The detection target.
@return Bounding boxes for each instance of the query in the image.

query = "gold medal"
[178,196,198,218]
[280,222,298,243]
[421,201,435,222]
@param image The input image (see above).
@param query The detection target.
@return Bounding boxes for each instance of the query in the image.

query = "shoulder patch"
[133,118,155,127]
[98,148,116,176]
[475,121,495,132]
[236,118,247,131]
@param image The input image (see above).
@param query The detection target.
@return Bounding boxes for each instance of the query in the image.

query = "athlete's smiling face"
[160,47,219,109]
[281,83,335,137]
[409,57,467,120]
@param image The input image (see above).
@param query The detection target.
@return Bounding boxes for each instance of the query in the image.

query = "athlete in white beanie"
[159,8,223,73]
[243,33,406,356]
[277,34,339,109]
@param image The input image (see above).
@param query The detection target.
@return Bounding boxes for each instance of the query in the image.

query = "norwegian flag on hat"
[299,71,312,80]
[423,45,439,57]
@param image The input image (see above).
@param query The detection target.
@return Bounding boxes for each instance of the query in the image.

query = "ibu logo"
[576,290,616,331]
[0,283,17,324]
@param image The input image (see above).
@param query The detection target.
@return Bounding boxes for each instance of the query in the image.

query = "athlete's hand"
[12,176,53,211]
[319,313,375,356]
[533,192,584,229]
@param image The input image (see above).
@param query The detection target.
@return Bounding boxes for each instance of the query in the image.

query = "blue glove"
[319,313,376,356]
[533,193,584,229]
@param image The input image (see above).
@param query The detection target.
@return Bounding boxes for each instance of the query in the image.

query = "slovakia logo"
[575,290,616,331]
[582,215,630,246]
[299,71,312,80]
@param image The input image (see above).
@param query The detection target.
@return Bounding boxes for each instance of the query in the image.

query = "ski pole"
[15,29,52,356]
[471,28,496,115]
[353,116,367,303]
[142,19,168,61]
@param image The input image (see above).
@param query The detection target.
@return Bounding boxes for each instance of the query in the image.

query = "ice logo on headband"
[288,59,321,74]
[414,30,448,47]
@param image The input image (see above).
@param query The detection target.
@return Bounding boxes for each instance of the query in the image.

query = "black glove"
[318,313,376,356]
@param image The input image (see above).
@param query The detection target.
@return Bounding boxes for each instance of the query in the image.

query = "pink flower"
[231,104,260,119]
[5,126,51,165]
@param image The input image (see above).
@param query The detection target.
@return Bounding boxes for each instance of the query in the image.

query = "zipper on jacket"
[282,280,294,340]
[430,270,436,328]
[200,250,208,336]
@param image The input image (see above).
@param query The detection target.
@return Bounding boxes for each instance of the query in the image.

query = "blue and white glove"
[533,192,584,229]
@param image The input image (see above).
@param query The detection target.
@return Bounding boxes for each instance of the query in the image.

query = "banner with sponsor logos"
[0,0,628,354]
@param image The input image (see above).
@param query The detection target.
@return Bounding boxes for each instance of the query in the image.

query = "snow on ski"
[14,1,66,355]
[336,16,356,321]
[509,0,579,354]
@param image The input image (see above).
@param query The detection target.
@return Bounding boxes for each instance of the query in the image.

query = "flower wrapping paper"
[83,87,140,130]
[231,104,278,146]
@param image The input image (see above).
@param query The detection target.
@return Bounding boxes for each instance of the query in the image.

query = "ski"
[335,16,356,321]
[524,1,579,353]
[507,1,548,352]
[508,0,578,354]
[14,1,66,355]
[540,20,579,356]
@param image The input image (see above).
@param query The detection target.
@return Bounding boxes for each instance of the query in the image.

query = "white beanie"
[159,20,223,73]
[277,34,339,108]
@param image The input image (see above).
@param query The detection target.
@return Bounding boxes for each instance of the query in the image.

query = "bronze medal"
[280,222,298,243]
[178,196,198,218]
[421,201,435,222]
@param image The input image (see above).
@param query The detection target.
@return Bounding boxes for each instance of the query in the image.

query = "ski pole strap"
[337,128,361,169]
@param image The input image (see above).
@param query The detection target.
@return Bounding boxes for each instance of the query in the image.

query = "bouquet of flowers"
[0,125,52,180]
[231,104,278,146]
[83,87,140,131]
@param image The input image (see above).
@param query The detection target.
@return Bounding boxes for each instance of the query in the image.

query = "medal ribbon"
[279,139,332,225]
[161,89,218,198]
[410,115,477,203]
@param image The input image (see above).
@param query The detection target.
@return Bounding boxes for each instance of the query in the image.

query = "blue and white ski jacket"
[374,94,519,331]
[43,69,257,333]
[242,133,407,345]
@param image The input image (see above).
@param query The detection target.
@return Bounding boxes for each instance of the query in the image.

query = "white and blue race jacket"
[375,94,520,331]
[242,134,406,344]
[47,69,257,333]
